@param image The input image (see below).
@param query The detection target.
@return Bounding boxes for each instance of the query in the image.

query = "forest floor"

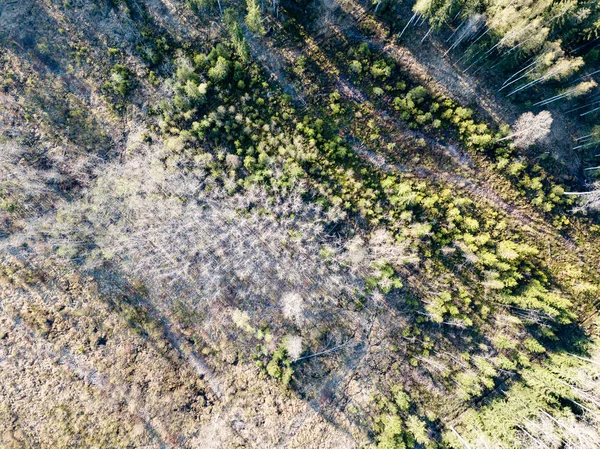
[256,2,597,275]
[349,0,582,176]
[1,1,600,448]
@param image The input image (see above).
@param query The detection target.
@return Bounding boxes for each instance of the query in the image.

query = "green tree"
[246,0,265,34]
[208,56,230,82]
[224,8,250,62]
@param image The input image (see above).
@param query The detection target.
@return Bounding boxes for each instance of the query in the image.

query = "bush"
[371,59,392,79]
[350,60,362,74]
[208,56,230,82]
[105,64,132,97]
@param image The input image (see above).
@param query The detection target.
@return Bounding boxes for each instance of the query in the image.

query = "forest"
[0,0,599,447]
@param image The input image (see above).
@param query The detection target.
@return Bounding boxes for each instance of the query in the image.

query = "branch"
[294,339,352,362]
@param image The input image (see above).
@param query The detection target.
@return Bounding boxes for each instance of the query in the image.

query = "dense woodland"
[0,0,599,447]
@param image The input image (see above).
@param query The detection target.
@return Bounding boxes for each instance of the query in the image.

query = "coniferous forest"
[1,0,600,447]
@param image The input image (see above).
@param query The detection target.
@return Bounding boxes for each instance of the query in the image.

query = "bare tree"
[281,292,305,323]
[565,182,600,212]
[284,335,303,360]
[37,146,377,332]
[498,111,553,149]
[368,229,420,268]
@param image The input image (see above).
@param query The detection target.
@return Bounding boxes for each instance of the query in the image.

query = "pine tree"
[245,0,265,35]
[208,56,230,82]
[224,9,251,62]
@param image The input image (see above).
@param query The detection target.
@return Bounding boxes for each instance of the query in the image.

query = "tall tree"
[498,111,553,149]
[245,0,265,35]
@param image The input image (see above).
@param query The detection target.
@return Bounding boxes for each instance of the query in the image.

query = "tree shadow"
[259,0,598,440]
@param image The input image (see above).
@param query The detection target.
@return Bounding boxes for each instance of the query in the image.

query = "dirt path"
[336,0,519,126]
[337,0,581,173]
[257,13,551,234]
[256,7,594,270]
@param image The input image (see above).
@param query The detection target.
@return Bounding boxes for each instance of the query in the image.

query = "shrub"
[371,59,392,79]
[350,60,362,74]
[208,56,230,82]
[105,64,132,97]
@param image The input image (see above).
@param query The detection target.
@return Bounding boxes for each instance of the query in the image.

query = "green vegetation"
[1,0,599,447]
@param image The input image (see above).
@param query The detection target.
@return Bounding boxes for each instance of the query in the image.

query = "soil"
[337,0,584,177]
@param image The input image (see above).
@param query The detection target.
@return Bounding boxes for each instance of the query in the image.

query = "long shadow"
[356,0,600,191]
[0,0,187,156]
[89,263,374,445]
[265,0,598,440]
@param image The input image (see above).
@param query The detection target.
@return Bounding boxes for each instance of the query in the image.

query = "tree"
[565,182,600,212]
[284,335,303,360]
[376,414,406,449]
[224,9,250,62]
[498,111,553,148]
[535,79,597,106]
[280,292,305,323]
[105,64,132,97]
[208,56,230,82]
[245,0,264,35]
[406,416,430,445]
